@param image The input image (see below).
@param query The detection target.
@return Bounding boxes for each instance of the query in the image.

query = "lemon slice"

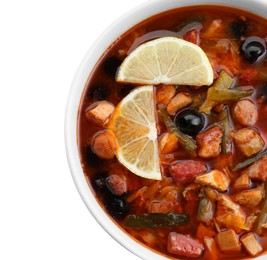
[109,86,161,180]
[116,37,213,86]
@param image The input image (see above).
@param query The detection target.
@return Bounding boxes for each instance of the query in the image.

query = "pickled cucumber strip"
[125,213,189,228]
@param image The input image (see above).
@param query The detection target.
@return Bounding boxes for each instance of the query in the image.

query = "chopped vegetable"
[125,213,189,228]
[196,223,216,241]
[159,133,179,154]
[216,229,241,252]
[208,88,254,102]
[199,70,253,114]
[199,70,233,114]
[255,183,267,235]
[219,107,233,154]
[232,150,267,172]
[159,104,197,156]
[195,169,230,192]
[241,233,263,256]
[198,198,215,223]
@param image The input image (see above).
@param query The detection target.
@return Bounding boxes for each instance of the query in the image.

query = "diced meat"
[156,85,176,106]
[195,170,230,192]
[106,174,127,196]
[197,126,223,158]
[167,92,192,115]
[216,195,247,231]
[183,29,200,45]
[245,215,258,230]
[233,100,258,126]
[216,229,241,252]
[91,130,117,159]
[243,157,267,181]
[233,187,264,207]
[85,101,115,126]
[233,174,250,191]
[159,133,179,154]
[241,233,263,256]
[167,232,204,258]
[233,128,264,157]
[147,200,180,214]
[169,160,207,185]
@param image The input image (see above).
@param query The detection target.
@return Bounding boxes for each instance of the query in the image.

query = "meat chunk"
[233,128,264,157]
[216,195,247,231]
[167,92,192,115]
[183,29,200,45]
[167,232,204,258]
[233,187,264,207]
[91,130,117,159]
[241,233,263,256]
[197,126,223,158]
[106,174,126,196]
[85,101,114,126]
[195,169,230,192]
[156,85,176,106]
[216,229,241,252]
[233,100,258,126]
[159,133,179,154]
[148,200,180,214]
[169,160,207,185]
[233,174,250,191]
[243,157,267,181]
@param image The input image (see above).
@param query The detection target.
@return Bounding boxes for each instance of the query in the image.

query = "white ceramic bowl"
[65,0,267,259]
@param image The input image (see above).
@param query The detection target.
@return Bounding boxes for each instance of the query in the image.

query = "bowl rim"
[65,0,267,259]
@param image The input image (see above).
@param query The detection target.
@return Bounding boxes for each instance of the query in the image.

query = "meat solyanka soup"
[78,5,267,259]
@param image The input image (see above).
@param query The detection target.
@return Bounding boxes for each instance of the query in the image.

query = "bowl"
[65,0,267,259]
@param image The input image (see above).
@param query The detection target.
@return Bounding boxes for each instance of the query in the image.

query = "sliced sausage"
[85,101,115,127]
[233,100,258,126]
[106,175,127,196]
[233,128,264,157]
[169,160,207,185]
[91,130,117,159]
[167,232,204,258]
[196,126,223,158]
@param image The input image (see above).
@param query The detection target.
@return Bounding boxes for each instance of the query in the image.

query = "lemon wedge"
[109,86,161,180]
[116,37,213,86]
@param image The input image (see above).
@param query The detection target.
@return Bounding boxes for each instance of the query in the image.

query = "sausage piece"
[233,100,258,126]
[196,126,223,158]
[169,160,207,185]
[106,175,127,196]
[167,232,204,258]
[91,130,117,159]
[167,92,192,115]
[156,85,176,106]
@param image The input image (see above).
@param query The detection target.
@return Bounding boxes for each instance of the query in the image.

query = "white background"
[0,0,147,259]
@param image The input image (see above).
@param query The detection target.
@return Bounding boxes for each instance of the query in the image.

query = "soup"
[78,5,267,259]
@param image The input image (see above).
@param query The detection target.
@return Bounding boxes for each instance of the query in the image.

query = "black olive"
[103,57,122,76]
[241,36,266,63]
[84,146,102,167]
[174,109,206,136]
[229,20,246,39]
[106,197,129,220]
[88,85,109,101]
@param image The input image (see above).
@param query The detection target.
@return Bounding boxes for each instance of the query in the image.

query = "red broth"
[78,5,267,259]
